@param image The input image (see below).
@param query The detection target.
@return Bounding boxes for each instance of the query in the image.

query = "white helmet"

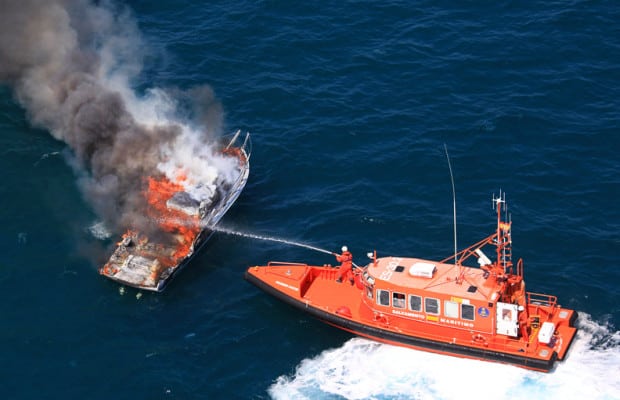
[341,246,348,252]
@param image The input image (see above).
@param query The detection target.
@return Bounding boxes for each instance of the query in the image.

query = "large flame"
[145,175,200,260]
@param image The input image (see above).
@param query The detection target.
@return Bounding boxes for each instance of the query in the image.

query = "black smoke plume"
[0,0,223,235]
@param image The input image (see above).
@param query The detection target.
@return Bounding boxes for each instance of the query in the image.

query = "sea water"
[0,1,618,399]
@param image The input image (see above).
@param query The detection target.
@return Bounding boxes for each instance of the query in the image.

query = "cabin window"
[461,304,475,321]
[424,297,439,315]
[377,289,390,306]
[444,300,459,318]
[366,286,373,299]
[409,295,422,311]
[392,292,406,308]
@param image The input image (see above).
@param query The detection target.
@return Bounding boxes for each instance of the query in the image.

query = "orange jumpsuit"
[336,251,353,281]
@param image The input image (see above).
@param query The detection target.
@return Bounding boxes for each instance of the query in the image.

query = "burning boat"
[245,193,578,372]
[100,131,251,292]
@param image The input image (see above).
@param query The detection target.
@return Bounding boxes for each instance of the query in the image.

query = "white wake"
[269,313,620,400]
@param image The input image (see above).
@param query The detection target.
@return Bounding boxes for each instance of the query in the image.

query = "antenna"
[443,144,457,266]
[492,190,506,211]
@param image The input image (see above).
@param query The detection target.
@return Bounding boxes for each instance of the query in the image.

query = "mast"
[493,191,512,274]
[493,191,503,268]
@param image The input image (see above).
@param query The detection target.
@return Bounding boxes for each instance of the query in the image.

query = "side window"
[392,292,406,308]
[444,300,459,318]
[461,304,475,321]
[377,289,390,306]
[425,297,439,315]
[366,286,373,299]
[409,295,422,311]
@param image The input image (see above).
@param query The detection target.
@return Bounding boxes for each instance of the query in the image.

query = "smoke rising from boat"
[0,0,232,237]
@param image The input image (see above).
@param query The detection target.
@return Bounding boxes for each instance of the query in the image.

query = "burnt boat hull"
[100,131,251,292]
[151,229,215,292]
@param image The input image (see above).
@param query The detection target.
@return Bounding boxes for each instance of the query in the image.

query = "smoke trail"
[0,0,228,236]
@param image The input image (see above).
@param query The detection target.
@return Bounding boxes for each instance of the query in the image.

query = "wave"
[268,313,619,400]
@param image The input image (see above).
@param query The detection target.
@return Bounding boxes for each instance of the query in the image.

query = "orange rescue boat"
[245,193,578,372]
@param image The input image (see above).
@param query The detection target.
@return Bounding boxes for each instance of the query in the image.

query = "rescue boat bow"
[245,193,578,372]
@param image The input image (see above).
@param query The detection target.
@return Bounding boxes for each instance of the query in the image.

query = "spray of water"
[153,214,349,261]
[212,226,335,255]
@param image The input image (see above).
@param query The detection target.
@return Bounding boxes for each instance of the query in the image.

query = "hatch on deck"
[409,262,436,278]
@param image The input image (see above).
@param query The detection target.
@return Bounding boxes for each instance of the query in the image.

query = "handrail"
[439,234,495,264]
[527,292,557,308]
[267,261,309,267]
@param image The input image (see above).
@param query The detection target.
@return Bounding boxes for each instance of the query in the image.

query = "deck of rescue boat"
[248,263,364,316]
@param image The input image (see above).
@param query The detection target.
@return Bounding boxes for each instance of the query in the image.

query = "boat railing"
[202,132,251,223]
[267,261,309,267]
[527,292,557,308]
[225,130,252,160]
[517,258,524,277]
[439,234,495,265]
[242,132,252,159]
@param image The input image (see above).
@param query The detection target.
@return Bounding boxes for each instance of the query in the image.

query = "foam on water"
[88,220,112,240]
[269,313,620,400]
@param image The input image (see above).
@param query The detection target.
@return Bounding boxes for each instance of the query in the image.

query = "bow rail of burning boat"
[203,130,251,226]
[99,131,251,292]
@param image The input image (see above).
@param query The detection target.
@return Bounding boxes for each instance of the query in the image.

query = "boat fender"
[336,306,352,318]
[101,265,117,275]
[472,334,488,346]
[374,313,389,325]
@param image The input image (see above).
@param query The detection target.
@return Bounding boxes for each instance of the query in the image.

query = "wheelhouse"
[362,256,507,335]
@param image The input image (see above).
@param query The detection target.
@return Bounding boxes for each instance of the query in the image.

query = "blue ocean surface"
[1,1,619,399]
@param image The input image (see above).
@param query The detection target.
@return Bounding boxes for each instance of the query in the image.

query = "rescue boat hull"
[245,268,575,372]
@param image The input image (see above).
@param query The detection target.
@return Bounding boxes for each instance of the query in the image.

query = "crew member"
[335,246,353,284]
[518,307,530,341]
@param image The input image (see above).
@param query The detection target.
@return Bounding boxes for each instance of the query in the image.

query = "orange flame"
[116,229,135,246]
[144,174,200,261]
